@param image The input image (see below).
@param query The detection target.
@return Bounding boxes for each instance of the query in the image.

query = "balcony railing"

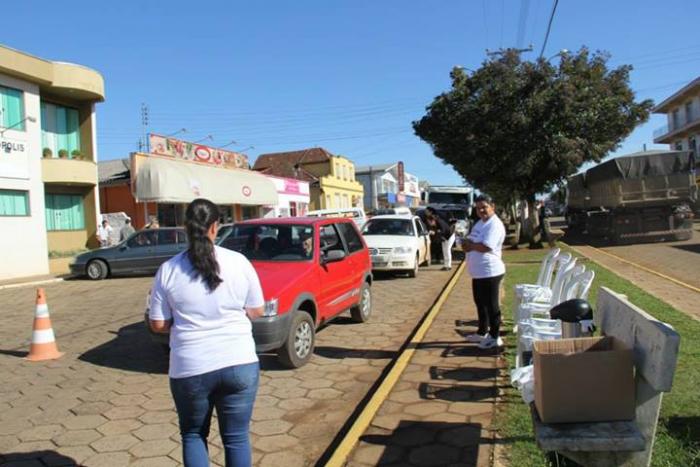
[653,125,669,139]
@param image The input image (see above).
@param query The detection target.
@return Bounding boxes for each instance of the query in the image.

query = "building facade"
[253,147,364,210]
[0,45,104,280]
[99,136,279,228]
[262,176,310,218]
[356,162,421,211]
[653,76,700,162]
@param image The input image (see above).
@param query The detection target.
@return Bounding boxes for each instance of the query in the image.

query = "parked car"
[371,206,412,216]
[305,207,367,229]
[70,228,187,280]
[146,217,373,368]
[361,215,430,277]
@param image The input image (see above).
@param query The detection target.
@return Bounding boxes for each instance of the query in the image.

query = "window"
[334,193,341,207]
[45,193,85,230]
[222,224,314,261]
[320,224,344,253]
[241,206,259,220]
[289,202,297,217]
[128,231,157,248]
[672,109,680,130]
[0,86,25,131]
[0,189,29,216]
[337,222,363,253]
[41,102,81,157]
[158,230,179,245]
[343,194,349,208]
[686,101,694,124]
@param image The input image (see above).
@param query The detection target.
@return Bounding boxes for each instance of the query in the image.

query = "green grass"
[494,246,700,467]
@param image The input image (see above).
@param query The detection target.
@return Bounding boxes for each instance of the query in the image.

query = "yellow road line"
[562,242,700,294]
[324,261,466,467]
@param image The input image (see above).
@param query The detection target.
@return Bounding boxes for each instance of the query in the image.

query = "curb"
[324,261,466,467]
[0,278,64,292]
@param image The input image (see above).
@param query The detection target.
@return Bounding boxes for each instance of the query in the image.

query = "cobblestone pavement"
[346,267,507,467]
[0,265,454,466]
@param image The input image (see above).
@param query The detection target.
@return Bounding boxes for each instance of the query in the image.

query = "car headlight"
[393,246,413,254]
[263,299,278,317]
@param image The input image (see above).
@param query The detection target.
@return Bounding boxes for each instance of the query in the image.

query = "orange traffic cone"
[26,288,64,361]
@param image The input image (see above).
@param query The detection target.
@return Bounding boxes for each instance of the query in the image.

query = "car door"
[151,229,186,272]
[317,223,355,319]
[112,230,157,273]
[415,217,430,264]
[335,221,367,301]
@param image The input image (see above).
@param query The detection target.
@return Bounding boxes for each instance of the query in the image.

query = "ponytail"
[185,199,222,291]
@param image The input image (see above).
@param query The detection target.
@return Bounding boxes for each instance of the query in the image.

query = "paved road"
[0,265,454,466]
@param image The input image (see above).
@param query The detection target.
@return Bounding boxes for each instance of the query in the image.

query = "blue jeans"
[170,362,259,467]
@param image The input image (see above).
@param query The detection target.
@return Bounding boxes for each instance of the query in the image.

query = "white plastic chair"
[514,248,560,297]
[519,254,576,305]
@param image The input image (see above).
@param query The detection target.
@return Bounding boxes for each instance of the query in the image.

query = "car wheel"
[86,259,108,280]
[277,311,315,368]
[350,282,372,323]
[407,254,419,278]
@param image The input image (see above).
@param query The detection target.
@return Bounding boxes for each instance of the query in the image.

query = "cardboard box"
[534,336,635,424]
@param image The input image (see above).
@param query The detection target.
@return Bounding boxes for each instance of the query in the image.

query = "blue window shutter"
[1,86,25,130]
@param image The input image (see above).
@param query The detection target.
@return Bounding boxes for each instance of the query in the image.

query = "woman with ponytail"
[148,198,265,467]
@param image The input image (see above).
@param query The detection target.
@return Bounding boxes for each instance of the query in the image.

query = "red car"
[213,217,373,367]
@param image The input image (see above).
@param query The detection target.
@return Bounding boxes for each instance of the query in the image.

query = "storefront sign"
[0,135,29,180]
[149,134,249,169]
[397,161,405,192]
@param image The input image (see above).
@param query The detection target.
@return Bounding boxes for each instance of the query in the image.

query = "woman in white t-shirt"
[464,194,506,350]
[148,199,265,467]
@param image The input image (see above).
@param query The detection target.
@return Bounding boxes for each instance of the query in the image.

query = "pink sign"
[284,179,301,194]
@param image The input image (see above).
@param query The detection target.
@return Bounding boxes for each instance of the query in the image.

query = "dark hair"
[475,194,495,205]
[425,206,436,214]
[185,199,222,291]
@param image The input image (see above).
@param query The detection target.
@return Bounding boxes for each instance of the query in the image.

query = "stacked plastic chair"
[513,248,561,308]
[515,267,596,367]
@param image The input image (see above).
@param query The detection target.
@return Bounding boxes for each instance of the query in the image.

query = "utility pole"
[140,103,149,153]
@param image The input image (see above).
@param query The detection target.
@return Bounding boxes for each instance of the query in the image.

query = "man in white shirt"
[464,194,506,349]
[97,219,113,247]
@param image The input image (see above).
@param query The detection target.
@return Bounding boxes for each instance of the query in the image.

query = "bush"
[42,147,53,158]
[58,149,69,159]
[71,149,83,159]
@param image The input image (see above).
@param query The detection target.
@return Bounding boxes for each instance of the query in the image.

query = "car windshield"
[429,192,471,205]
[362,219,413,236]
[218,224,315,261]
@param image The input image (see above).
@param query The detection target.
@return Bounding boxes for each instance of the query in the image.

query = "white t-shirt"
[467,215,506,279]
[149,246,265,379]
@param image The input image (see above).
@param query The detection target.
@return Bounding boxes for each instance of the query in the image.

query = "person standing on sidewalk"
[148,198,265,466]
[119,218,135,243]
[427,207,456,271]
[463,194,506,349]
[97,219,113,247]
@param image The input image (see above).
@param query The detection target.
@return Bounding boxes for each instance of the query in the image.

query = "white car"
[361,215,431,277]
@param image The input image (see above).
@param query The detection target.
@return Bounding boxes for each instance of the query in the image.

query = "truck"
[565,150,696,244]
[419,185,475,239]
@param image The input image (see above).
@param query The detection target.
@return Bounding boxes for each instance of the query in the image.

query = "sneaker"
[466,333,487,343]
[478,335,504,349]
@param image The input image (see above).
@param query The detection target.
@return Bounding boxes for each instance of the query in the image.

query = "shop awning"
[134,156,279,206]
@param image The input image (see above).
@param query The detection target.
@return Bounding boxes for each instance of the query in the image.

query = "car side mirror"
[322,249,346,264]
[120,245,128,251]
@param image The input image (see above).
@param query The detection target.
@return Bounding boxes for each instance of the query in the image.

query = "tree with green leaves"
[413,47,653,247]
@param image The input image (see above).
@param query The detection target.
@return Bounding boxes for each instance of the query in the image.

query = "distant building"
[0,45,104,280]
[254,147,364,210]
[355,162,421,210]
[653,76,700,161]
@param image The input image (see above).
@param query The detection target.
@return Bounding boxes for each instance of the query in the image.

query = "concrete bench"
[531,287,681,467]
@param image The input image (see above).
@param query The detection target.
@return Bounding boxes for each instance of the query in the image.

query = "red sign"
[397,161,405,192]
[284,179,301,194]
[242,186,252,197]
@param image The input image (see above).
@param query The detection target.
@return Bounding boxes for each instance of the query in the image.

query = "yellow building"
[253,147,364,211]
[0,45,104,279]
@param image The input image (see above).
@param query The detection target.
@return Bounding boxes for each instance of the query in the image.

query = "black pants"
[472,274,504,338]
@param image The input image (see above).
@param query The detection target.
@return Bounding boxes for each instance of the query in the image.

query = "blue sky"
[4,0,698,185]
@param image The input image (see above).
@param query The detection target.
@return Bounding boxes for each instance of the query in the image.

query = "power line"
[516,0,531,49]
[482,0,489,52]
[539,0,560,59]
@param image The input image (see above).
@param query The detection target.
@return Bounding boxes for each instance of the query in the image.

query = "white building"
[0,45,104,280]
[653,76,700,160]
[263,175,310,217]
[355,162,421,210]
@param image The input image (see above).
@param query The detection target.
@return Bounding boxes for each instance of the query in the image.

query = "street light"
[166,128,187,137]
[193,135,214,144]
[238,145,255,152]
[219,140,238,149]
[0,116,36,135]
[546,49,569,62]
[454,65,476,73]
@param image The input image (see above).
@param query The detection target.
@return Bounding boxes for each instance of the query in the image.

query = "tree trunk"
[526,194,544,249]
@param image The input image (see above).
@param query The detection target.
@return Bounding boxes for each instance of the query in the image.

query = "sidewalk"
[345,265,506,467]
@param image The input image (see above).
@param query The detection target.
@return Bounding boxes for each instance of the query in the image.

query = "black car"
[70,228,187,280]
